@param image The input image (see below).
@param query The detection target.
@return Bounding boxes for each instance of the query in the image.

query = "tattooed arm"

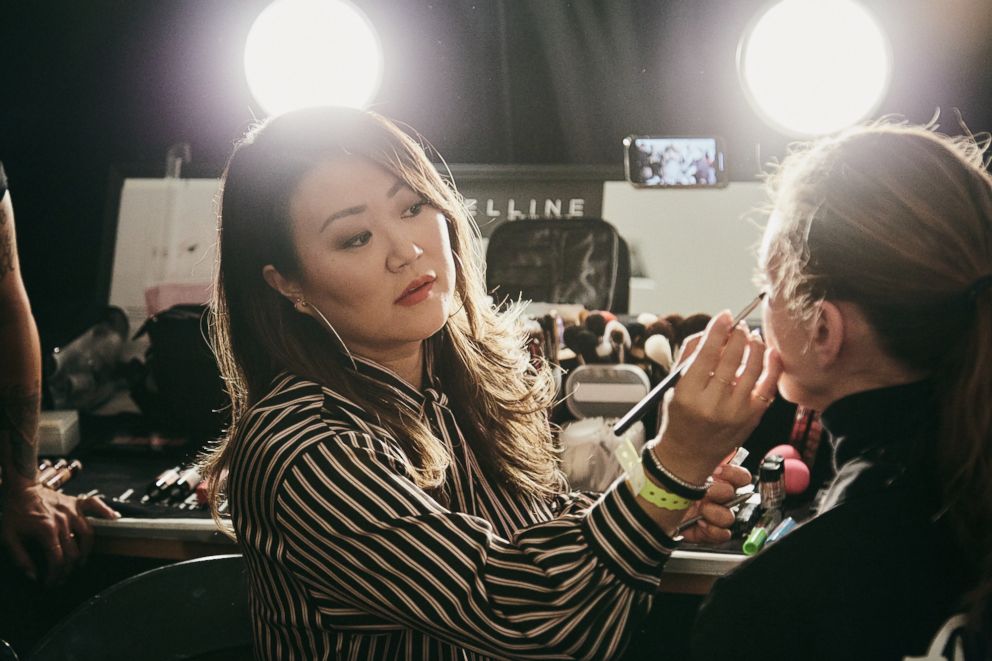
[0,176,117,585]
[0,173,43,491]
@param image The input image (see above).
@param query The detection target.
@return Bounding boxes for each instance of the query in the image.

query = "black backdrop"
[1,0,990,349]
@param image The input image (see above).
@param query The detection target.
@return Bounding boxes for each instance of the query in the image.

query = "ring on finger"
[756,394,773,404]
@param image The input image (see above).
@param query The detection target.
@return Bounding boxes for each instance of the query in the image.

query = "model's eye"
[401,199,429,219]
[342,231,372,249]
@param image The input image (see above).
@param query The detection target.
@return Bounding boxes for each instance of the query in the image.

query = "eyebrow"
[320,205,366,232]
[319,179,409,233]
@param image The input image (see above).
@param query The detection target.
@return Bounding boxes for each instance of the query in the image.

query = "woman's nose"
[386,237,424,272]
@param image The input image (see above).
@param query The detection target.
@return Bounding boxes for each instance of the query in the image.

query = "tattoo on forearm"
[0,205,13,281]
[0,382,41,481]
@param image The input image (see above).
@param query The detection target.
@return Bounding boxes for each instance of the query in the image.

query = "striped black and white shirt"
[228,356,677,660]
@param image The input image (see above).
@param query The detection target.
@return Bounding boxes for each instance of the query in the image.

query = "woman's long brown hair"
[762,121,992,631]
[200,107,563,536]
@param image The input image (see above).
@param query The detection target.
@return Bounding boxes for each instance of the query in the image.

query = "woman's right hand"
[652,311,782,484]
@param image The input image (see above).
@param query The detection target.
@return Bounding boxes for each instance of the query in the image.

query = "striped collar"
[350,339,448,412]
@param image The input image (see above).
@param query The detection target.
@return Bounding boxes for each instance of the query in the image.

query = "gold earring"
[294,297,308,310]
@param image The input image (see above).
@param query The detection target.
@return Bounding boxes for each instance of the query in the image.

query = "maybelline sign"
[446,164,620,237]
[464,197,588,221]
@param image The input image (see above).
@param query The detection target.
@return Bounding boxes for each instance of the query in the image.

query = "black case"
[128,304,227,440]
[484,218,630,313]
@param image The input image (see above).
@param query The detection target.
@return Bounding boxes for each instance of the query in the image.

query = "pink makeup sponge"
[783,458,811,495]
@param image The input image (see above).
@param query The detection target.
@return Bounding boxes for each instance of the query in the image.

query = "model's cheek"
[760,320,780,357]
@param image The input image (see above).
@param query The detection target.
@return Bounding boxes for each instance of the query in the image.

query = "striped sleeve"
[275,427,677,660]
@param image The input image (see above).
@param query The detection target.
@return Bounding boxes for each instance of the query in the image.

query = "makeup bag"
[485,217,631,313]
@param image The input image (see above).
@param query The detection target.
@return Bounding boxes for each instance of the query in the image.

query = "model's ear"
[809,300,845,368]
[262,264,303,304]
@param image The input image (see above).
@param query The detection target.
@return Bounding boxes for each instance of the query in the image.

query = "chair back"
[29,554,251,661]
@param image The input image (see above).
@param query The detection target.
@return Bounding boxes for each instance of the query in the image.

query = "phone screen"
[624,136,727,188]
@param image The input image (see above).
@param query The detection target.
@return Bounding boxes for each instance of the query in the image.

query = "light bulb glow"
[740,0,890,136]
[244,0,383,116]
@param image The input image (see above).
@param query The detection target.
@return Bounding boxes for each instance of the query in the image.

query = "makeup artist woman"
[200,107,779,660]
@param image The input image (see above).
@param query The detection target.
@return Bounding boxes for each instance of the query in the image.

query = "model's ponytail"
[938,281,992,629]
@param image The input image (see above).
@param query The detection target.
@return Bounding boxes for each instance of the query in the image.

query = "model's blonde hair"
[761,121,992,629]
[201,107,564,535]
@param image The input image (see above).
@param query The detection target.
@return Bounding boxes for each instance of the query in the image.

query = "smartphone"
[623,135,728,188]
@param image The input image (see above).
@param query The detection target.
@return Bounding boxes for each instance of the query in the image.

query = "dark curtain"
[0,0,989,345]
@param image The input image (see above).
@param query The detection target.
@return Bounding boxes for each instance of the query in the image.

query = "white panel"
[109,178,221,325]
[603,181,768,318]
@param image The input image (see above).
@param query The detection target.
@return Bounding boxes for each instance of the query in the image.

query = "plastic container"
[45,307,129,411]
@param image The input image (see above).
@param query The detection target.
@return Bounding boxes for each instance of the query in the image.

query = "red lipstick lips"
[395,275,436,305]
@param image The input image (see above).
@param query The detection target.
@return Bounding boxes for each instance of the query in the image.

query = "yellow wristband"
[638,481,692,510]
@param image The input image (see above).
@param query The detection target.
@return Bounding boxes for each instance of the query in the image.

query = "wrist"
[650,438,720,486]
[636,479,694,511]
[1,478,39,503]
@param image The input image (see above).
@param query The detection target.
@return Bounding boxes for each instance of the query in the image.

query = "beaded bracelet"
[641,444,709,501]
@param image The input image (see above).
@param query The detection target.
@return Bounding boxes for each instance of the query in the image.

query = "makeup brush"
[612,293,766,436]
[644,334,673,372]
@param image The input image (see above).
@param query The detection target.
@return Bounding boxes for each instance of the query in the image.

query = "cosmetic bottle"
[141,465,183,504]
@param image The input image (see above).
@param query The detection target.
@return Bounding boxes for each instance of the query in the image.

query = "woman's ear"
[810,300,845,368]
[262,264,303,304]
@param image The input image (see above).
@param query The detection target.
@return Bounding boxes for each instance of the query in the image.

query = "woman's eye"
[401,199,429,219]
[342,231,372,249]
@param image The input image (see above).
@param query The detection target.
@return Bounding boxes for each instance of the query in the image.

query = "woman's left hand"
[677,464,752,544]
